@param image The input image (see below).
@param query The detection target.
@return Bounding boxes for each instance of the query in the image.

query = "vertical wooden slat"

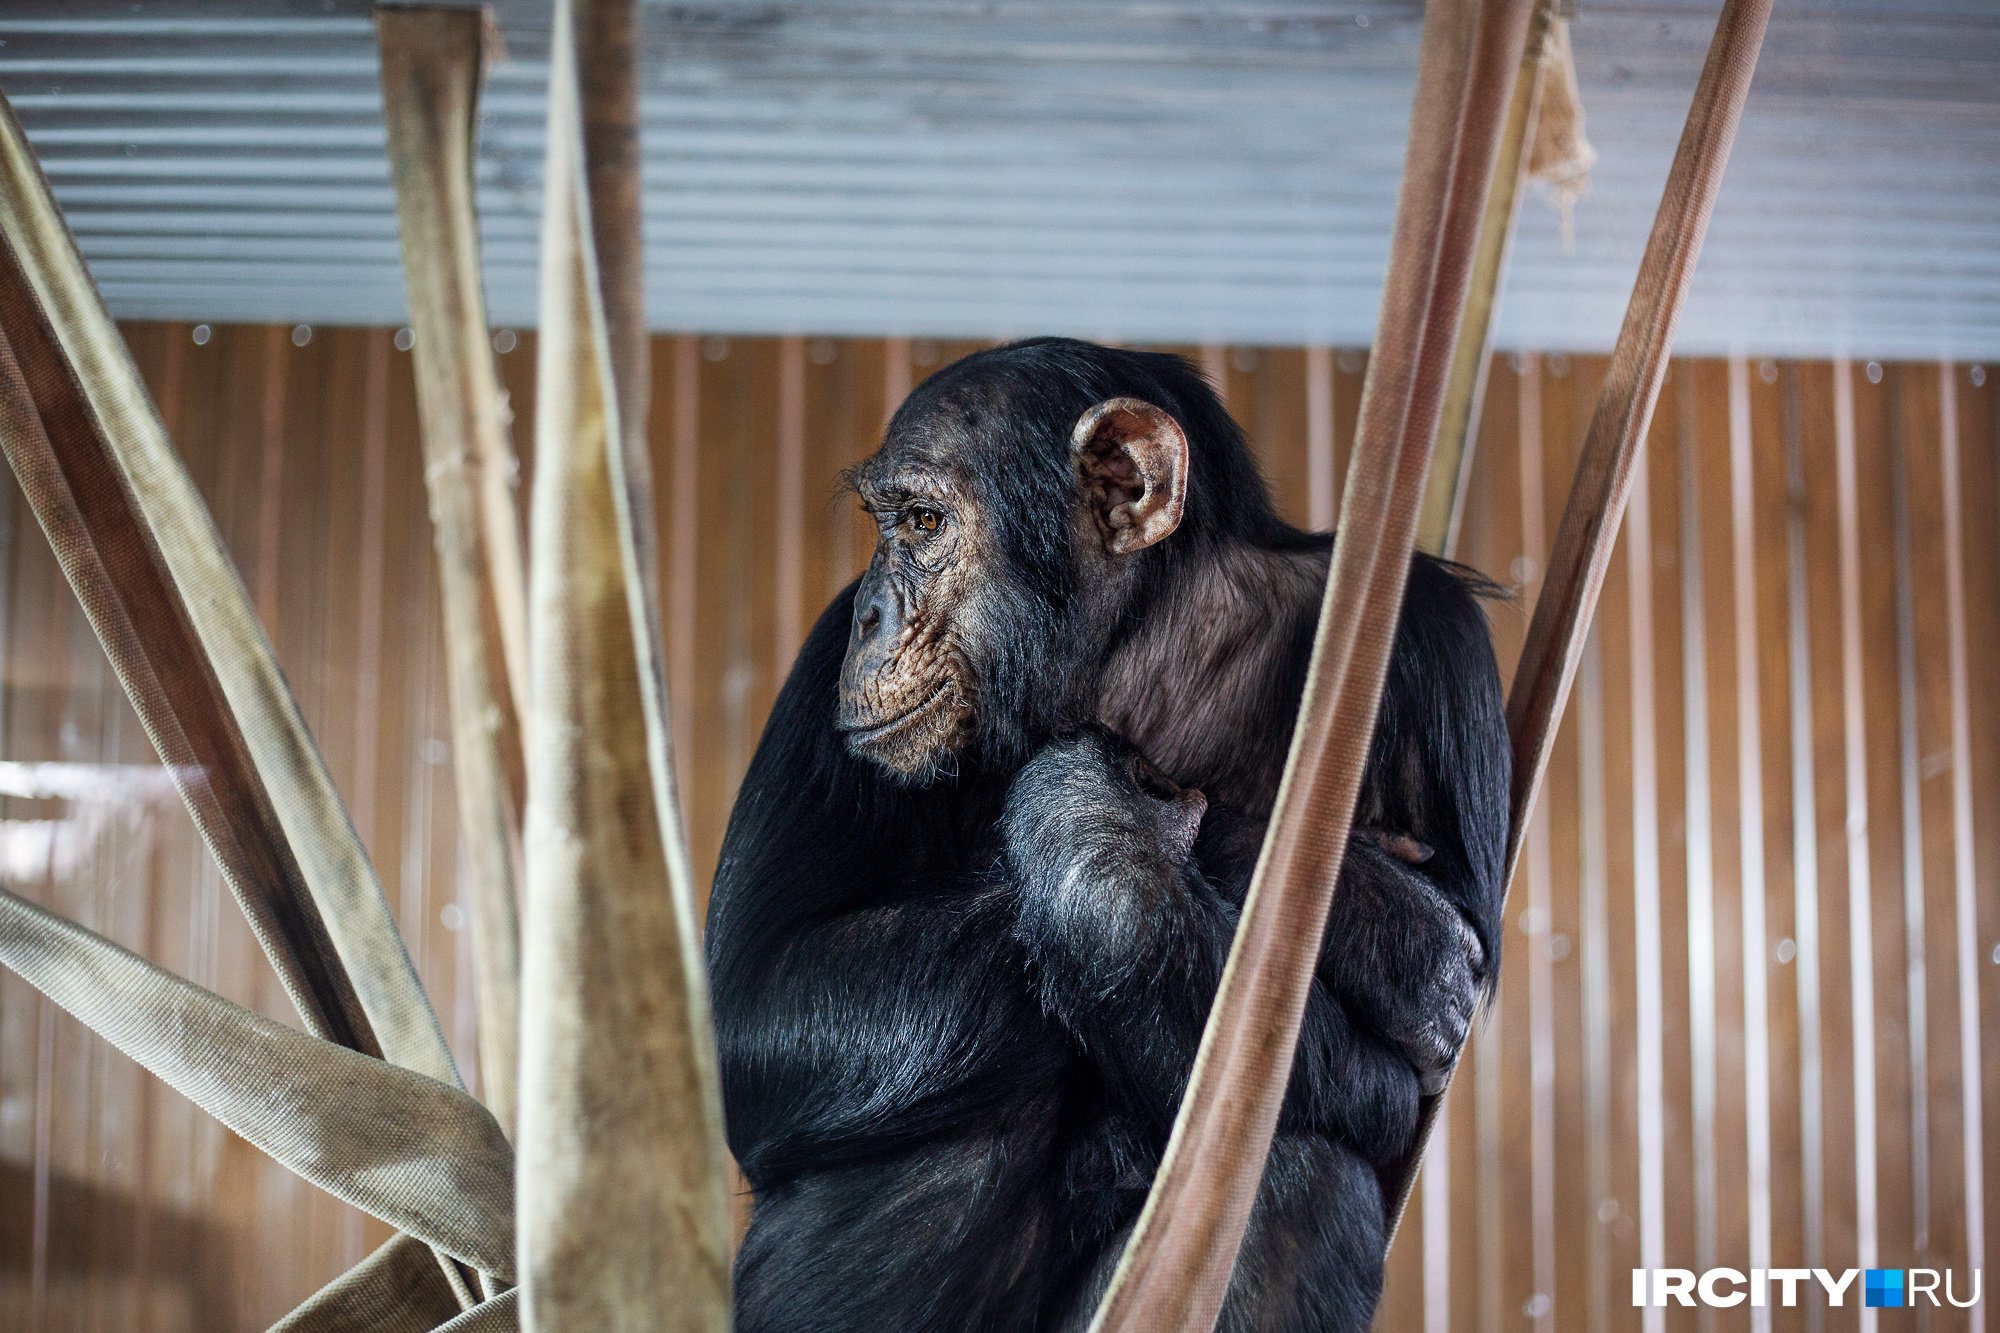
[1445,388,1501,1333]
[1888,366,1933,1266]
[1748,360,1804,1330]
[798,338,843,620]
[1780,362,1828,1313]
[775,334,805,668]
[1793,359,1858,1298]
[1736,366,1800,1328]
[1578,621,1611,1333]
[690,340,733,905]
[31,988,53,1329]
[1677,366,1720,1294]
[883,336,911,426]
[253,325,287,634]
[1937,365,1986,1332]
[669,332,699,782]
[1446,1003,1479,1333]
[1250,348,1311,530]
[1637,372,1682,1333]
[726,341,781,849]
[1546,352,1599,1333]
[1199,343,1227,397]
[1307,345,1336,531]
[1833,355,1883,1299]
[352,332,390,871]
[1474,353,1534,1333]
[1459,356,1518,1331]
[1858,359,1915,1290]
[1728,356,1774,1313]
[1645,372,1689,1298]
[1593,386,1645,1331]
[1902,364,1971,1292]
[1695,358,1749,1309]
[1966,363,2000,1322]
[1516,353,1556,1333]
[1422,1117,1450,1333]
[1478,899,1507,1332]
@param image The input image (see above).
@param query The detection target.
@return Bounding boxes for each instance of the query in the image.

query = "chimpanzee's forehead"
[861,377,1045,484]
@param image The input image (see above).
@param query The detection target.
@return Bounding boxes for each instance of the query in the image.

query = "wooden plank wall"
[0,324,465,1328]
[0,325,1992,1330]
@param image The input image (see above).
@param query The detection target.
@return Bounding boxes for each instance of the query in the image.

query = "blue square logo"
[1865,1269,1905,1308]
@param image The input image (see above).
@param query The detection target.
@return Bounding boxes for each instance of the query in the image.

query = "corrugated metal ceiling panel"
[2,0,1995,357]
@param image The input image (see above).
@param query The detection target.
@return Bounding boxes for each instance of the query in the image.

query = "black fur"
[708,338,1509,1332]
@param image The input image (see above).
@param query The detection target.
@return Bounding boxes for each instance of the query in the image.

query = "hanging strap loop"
[1381,0,1776,1237]
[1088,2,1536,1328]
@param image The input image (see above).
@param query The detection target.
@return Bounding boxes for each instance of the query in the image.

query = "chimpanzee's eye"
[912,508,941,532]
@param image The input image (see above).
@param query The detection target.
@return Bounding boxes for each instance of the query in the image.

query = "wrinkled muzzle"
[836,561,904,728]
[835,561,970,775]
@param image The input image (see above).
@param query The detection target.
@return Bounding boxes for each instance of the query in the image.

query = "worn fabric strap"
[0,884,517,1280]
[1418,0,1559,559]
[0,296,370,1053]
[434,1290,520,1331]
[515,1,732,1328]
[1502,0,1773,863]
[1383,0,1775,1239]
[1087,3,1534,1329]
[271,1233,470,1333]
[377,3,527,1139]
[0,86,458,1089]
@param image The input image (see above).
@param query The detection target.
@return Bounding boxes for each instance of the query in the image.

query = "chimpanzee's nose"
[839,569,906,729]
[849,571,900,656]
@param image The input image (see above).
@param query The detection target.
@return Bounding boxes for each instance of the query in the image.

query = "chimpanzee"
[706,338,1508,1332]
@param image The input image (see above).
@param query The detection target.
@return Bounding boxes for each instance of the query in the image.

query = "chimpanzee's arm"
[709,590,1059,1188]
[1002,728,1433,1162]
[1005,554,1507,1166]
[1322,555,1510,1085]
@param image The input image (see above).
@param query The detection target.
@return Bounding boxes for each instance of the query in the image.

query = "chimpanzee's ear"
[1069,398,1188,555]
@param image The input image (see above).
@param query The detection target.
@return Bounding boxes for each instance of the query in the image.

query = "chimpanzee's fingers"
[1381,887,1483,1093]
[1399,947,1476,1094]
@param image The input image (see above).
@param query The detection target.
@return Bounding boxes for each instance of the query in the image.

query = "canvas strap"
[1381,0,1776,1244]
[377,3,529,1141]
[513,1,733,1328]
[0,65,493,1317]
[1087,2,1537,1328]
[0,83,460,1091]
[0,884,516,1278]
[271,1234,469,1333]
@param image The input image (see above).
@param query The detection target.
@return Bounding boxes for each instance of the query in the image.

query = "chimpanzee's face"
[834,441,986,777]
[835,388,1189,782]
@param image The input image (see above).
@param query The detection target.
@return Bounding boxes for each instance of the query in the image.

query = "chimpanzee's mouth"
[837,680,953,743]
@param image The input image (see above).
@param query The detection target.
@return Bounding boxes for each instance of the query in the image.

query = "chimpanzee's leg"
[1045,1135,1385,1333]
[734,1108,1069,1333]
[1215,1136,1386,1333]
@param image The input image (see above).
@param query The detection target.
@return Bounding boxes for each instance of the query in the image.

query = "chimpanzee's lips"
[837,680,953,742]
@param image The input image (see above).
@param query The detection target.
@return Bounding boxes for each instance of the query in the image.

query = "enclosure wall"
[0,326,1992,1330]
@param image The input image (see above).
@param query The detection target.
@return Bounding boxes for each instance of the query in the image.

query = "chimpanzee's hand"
[1321,834,1485,1095]
[1001,726,1207,894]
[1001,726,1212,1012]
